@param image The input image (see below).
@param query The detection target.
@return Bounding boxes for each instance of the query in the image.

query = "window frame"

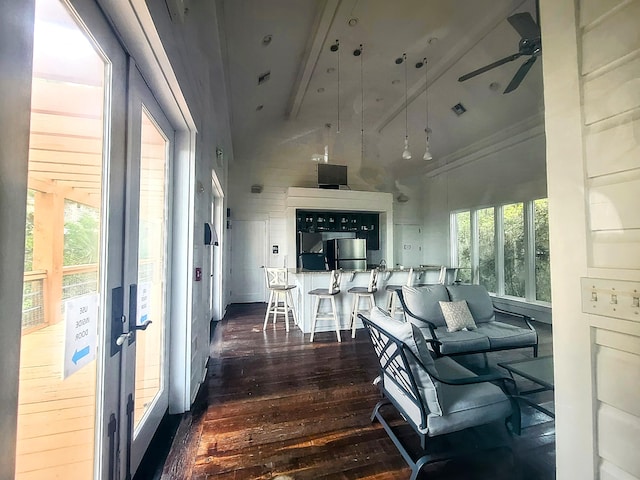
[450,198,551,306]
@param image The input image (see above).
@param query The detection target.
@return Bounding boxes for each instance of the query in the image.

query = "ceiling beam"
[286,0,341,120]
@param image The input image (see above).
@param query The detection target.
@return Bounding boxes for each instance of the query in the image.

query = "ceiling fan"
[458,10,541,94]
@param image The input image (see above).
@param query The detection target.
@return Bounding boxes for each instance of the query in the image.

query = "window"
[503,203,525,297]
[478,207,496,292]
[451,198,550,305]
[453,211,472,283]
[534,198,551,302]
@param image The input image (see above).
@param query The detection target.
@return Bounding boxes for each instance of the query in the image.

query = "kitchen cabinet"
[296,209,379,250]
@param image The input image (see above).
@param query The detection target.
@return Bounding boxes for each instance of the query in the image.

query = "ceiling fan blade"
[503,55,537,93]
[507,12,540,40]
[458,52,522,82]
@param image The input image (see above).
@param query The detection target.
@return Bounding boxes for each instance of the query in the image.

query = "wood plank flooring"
[162,303,555,479]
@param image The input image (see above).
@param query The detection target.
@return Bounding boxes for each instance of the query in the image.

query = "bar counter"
[288,266,442,336]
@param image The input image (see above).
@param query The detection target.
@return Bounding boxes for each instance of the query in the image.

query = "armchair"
[360,307,520,480]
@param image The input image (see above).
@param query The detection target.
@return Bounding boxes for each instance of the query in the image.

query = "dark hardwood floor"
[161,303,555,479]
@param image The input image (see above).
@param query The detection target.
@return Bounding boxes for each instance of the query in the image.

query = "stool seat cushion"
[309,288,340,296]
[385,284,402,292]
[348,286,377,294]
[270,285,296,291]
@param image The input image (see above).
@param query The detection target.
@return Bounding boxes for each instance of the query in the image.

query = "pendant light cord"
[404,53,408,143]
[424,58,428,138]
[360,44,364,164]
[337,40,341,133]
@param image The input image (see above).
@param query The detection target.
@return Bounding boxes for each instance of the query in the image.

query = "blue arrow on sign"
[72,346,90,364]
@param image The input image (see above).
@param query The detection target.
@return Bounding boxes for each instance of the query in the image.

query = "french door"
[17,0,173,478]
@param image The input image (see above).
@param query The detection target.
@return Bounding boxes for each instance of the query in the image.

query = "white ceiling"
[218,0,544,191]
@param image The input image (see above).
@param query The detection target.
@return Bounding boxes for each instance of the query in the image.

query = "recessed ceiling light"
[256,104,264,111]
[376,97,384,102]
[326,67,335,74]
[262,34,272,46]
[317,87,325,93]
[427,37,439,45]
[392,79,400,85]
[348,17,358,27]
[489,81,501,91]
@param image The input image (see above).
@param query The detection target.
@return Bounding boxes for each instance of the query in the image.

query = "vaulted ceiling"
[218,0,544,193]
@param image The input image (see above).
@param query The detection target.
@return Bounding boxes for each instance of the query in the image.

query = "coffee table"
[498,356,554,418]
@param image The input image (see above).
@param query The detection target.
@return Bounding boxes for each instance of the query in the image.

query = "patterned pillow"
[439,300,477,332]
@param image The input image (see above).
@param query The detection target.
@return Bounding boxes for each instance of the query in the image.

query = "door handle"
[116,331,133,346]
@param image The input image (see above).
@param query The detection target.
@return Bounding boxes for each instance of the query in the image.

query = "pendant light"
[418,57,433,161]
[354,44,364,165]
[398,53,412,160]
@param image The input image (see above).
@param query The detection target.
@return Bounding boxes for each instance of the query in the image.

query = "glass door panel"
[17,0,107,477]
[134,108,169,429]
[124,68,173,475]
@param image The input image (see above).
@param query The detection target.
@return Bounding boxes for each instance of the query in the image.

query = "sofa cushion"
[423,357,512,436]
[416,325,491,355]
[368,307,443,416]
[446,284,496,323]
[439,300,477,332]
[401,285,450,328]
[476,321,537,350]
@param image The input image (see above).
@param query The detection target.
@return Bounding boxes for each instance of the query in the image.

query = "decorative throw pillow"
[439,300,477,332]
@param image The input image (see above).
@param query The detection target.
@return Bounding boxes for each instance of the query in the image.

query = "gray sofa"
[397,284,538,358]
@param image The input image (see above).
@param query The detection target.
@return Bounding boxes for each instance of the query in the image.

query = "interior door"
[230,220,266,302]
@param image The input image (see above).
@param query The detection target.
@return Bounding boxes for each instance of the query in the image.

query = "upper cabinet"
[296,209,380,250]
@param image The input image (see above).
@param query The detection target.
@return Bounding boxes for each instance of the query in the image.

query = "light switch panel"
[581,277,640,322]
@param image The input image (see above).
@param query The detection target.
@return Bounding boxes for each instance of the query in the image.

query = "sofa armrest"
[493,306,536,331]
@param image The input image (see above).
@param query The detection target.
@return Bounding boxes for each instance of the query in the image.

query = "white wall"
[141,0,233,404]
[0,3,34,477]
[542,0,640,478]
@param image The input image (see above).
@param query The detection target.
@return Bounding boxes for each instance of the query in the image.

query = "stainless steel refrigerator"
[324,238,367,270]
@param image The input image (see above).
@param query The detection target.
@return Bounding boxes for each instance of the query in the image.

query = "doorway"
[17,1,174,478]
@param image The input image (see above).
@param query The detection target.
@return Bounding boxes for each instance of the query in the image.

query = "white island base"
[289,268,427,338]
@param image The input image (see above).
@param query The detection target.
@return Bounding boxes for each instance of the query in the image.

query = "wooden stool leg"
[331,295,341,342]
[349,294,358,337]
[263,290,274,330]
[272,291,279,323]
[283,291,290,332]
[386,291,394,313]
[351,294,360,339]
[287,289,298,325]
[310,295,320,342]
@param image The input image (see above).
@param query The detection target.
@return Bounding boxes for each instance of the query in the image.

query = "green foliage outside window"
[64,200,100,266]
[478,208,496,292]
[503,203,525,297]
[455,211,471,283]
[534,198,551,302]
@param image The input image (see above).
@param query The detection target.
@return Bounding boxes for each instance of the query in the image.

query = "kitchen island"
[288,266,443,336]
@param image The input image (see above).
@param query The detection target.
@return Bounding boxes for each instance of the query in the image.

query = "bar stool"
[348,269,379,338]
[385,267,414,317]
[309,270,342,342]
[263,267,297,332]
[439,267,460,285]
